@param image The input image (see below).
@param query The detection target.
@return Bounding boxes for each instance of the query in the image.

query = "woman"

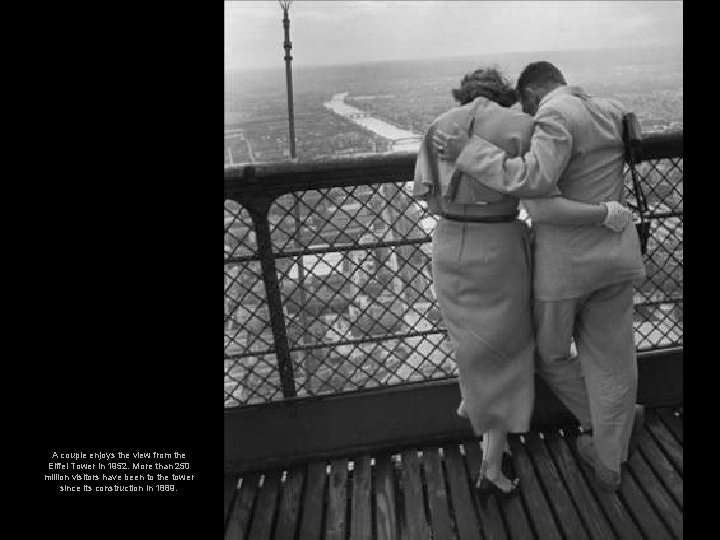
[412,67,630,501]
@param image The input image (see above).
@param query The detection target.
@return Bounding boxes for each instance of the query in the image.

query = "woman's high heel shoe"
[501,451,514,480]
[475,461,520,508]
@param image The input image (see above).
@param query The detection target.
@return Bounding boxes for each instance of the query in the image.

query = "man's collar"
[539,85,588,107]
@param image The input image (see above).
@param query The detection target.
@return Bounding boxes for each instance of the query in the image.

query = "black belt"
[441,213,518,223]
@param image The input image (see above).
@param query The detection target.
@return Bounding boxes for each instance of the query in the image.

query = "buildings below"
[224,93,397,165]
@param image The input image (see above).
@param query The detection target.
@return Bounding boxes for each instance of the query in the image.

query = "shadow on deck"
[224,406,682,540]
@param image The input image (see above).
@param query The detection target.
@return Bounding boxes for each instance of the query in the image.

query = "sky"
[225,1,683,71]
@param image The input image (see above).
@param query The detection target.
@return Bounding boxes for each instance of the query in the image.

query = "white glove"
[602,201,633,233]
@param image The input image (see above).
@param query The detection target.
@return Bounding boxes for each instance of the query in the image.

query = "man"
[433,61,646,491]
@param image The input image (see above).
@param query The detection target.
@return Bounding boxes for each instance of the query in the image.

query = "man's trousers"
[534,280,638,473]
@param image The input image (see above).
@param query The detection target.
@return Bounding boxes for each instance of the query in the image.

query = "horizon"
[225,43,682,75]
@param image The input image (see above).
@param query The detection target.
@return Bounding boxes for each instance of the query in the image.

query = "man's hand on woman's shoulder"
[432,122,468,161]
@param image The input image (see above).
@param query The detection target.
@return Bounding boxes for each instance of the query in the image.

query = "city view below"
[225,47,682,164]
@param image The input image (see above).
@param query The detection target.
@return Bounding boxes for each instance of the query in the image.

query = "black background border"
[13,4,221,537]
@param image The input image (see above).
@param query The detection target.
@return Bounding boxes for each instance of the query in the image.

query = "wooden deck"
[224,407,682,540]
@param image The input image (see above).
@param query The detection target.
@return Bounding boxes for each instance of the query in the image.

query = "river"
[323,92,422,152]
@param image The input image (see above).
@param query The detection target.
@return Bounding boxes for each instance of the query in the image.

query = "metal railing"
[224,131,683,407]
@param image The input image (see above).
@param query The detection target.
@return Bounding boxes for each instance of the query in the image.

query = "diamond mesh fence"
[225,201,283,405]
[225,152,682,407]
[624,157,683,350]
[270,182,454,400]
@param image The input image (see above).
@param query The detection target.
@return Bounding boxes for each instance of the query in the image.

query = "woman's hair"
[451,67,518,107]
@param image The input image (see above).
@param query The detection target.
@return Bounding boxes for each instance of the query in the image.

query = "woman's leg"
[482,430,515,491]
[457,399,468,418]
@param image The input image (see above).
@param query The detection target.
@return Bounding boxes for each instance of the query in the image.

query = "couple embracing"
[412,61,646,501]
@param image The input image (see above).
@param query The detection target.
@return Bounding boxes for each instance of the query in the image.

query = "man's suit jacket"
[454,85,646,300]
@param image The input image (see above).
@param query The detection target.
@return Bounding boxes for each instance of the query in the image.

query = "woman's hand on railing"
[602,201,633,233]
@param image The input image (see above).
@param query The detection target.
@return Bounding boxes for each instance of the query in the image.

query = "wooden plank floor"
[224,407,683,540]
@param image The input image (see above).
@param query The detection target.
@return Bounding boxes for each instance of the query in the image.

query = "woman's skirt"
[432,218,534,434]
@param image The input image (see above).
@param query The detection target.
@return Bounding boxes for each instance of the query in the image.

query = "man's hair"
[451,66,517,108]
[516,61,566,96]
